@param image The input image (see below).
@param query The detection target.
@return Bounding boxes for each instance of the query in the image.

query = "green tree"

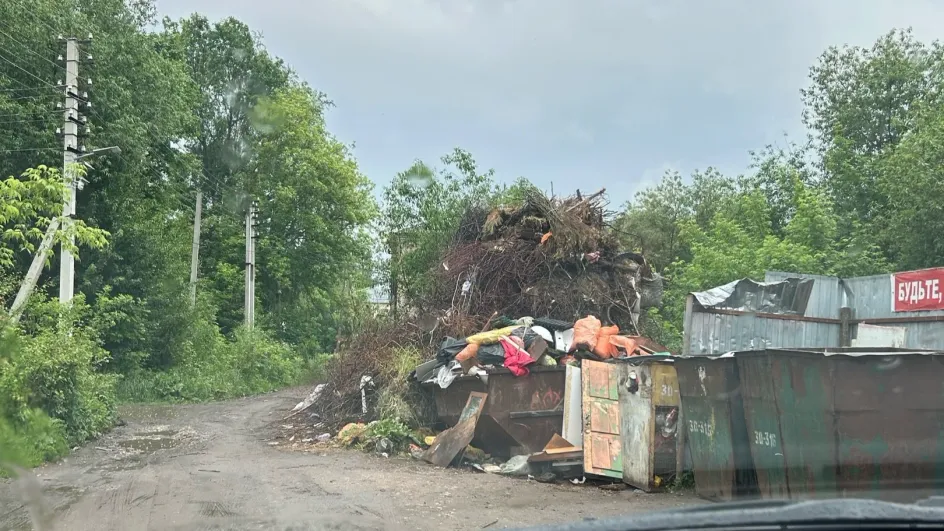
[247,87,375,353]
[381,149,498,311]
[802,29,944,226]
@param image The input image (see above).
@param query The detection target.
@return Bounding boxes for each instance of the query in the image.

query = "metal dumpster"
[580,358,682,490]
[737,347,944,501]
[426,366,565,457]
[676,355,759,501]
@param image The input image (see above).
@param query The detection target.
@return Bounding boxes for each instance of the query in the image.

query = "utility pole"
[8,219,61,323]
[189,190,202,305]
[59,37,82,305]
[245,201,257,329]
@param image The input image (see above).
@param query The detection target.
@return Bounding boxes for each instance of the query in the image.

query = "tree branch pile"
[429,187,660,336]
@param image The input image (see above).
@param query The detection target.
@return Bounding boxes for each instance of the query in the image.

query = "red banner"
[892,268,944,312]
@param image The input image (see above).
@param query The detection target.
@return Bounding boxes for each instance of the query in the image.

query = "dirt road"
[0,388,698,530]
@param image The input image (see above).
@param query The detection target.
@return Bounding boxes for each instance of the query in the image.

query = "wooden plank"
[423,391,487,467]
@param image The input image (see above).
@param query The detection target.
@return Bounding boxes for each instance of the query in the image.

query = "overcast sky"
[154,0,944,206]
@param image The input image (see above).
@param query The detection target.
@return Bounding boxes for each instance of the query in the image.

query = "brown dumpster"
[426,366,566,457]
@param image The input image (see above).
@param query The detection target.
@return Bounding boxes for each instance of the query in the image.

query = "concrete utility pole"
[245,201,257,328]
[189,190,202,305]
[8,219,61,323]
[58,37,80,304]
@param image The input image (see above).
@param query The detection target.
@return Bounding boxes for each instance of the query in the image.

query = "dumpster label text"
[892,268,944,312]
[753,430,778,448]
[688,419,713,437]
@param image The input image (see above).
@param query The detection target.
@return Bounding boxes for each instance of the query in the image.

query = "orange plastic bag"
[592,325,620,358]
[569,315,601,352]
[455,342,479,362]
[609,335,639,357]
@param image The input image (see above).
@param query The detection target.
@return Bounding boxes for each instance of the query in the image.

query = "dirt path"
[0,388,699,530]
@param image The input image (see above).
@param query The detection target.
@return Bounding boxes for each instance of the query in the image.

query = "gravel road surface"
[0,387,698,530]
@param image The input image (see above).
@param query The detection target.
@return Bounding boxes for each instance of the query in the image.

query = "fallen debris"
[422,392,487,467]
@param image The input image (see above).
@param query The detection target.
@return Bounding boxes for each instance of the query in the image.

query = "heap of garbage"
[429,187,662,335]
[415,314,669,390]
[295,187,667,431]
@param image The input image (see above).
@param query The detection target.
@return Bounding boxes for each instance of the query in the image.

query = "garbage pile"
[416,314,667,389]
[428,187,662,336]
[290,187,667,434]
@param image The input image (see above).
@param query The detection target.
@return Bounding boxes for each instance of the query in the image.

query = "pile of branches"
[303,318,439,430]
[428,187,659,336]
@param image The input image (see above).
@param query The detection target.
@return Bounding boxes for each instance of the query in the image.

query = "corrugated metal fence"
[683,271,944,356]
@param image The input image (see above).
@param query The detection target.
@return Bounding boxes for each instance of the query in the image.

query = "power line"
[0,109,60,119]
[4,0,67,39]
[0,85,56,94]
[0,24,62,73]
[0,92,56,101]
[0,147,58,154]
[0,48,57,88]
[0,117,55,125]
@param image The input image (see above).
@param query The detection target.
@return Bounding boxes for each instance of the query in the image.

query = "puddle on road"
[118,435,178,453]
[113,425,191,456]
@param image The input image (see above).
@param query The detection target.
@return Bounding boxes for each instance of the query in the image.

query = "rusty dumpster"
[580,358,681,490]
[675,355,759,501]
[426,366,565,457]
[737,347,944,501]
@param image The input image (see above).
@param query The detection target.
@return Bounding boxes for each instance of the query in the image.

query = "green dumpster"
[737,349,834,499]
[676,355,759,501]
[737,347,944,501]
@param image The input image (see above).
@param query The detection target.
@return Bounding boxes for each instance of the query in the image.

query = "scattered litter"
[336,423,368,446]
[482,520,499,529]
[314,433,331,443]
[571,477,586,485]
[285,383,326,419]
[499,455,531,476]
[376,438,394,456]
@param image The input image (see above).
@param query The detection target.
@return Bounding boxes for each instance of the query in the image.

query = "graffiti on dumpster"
[891,268,944,312]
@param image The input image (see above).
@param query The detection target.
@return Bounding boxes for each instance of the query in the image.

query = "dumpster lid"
[745,347,944,357]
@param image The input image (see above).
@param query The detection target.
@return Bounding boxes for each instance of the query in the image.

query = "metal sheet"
[582,360,622,479]
[736,347,944,501]
[852,324,907,347]
[617,362,651,489]
[693,278,813,314]
[562,364,583,447]
[831,353,944,498]
[764,272,944,351]
[737,352,791,499]
[676,357,758,501]
[685,311,839,356]
[423,392,487,467]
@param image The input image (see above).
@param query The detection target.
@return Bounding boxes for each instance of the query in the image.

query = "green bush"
[118,325,303,402]
[0,327,117,446]
[0,321,107,472]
